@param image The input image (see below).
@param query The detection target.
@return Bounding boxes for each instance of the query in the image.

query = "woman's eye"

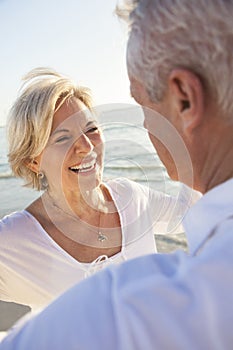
[55,136,70,143]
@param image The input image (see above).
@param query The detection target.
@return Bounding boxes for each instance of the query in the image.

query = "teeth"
[70,159,96,172]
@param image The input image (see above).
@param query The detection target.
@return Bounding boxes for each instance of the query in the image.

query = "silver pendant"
[98,232,108,242]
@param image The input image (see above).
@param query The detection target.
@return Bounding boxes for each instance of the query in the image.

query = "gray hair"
[116,0,233,115]
[7,67,93,190]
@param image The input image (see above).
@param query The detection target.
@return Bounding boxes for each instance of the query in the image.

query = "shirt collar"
[184,178,233,255]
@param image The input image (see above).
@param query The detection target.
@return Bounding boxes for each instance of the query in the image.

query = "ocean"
[0,105,180,219]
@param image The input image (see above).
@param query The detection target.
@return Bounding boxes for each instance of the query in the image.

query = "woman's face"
[37,98,104,194]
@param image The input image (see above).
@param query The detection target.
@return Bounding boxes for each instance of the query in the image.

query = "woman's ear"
[168,69,204,134]
[25,158,40,174]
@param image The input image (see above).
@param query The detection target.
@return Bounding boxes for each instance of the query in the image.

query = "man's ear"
[168,69,204,134]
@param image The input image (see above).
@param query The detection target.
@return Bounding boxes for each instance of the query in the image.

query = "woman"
[0,68,199,311]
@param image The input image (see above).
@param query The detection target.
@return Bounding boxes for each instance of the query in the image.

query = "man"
[1,0,233,348]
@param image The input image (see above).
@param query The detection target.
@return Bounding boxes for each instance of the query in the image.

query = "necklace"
[97,231,108,242]
[44,191,108,242]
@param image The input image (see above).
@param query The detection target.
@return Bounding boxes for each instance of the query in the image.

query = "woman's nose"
[73,133,94,154]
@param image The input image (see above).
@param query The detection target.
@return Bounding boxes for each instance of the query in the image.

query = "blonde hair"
[116,0,233,115]
[7,67,93,190]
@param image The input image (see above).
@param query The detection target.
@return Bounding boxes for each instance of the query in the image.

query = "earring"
[37,171,45,179]
[37,171,48,190]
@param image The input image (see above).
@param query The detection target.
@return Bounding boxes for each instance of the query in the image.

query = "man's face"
[129,76,179,180]
[129,73,195,189]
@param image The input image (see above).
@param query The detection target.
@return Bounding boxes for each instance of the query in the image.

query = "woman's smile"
[68,155,98,175]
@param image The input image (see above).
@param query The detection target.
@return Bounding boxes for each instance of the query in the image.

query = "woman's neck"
[43,184,112,222]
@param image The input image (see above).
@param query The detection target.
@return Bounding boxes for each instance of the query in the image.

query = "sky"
[0,0,134,126]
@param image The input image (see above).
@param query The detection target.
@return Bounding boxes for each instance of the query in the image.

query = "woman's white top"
[0,178,200,310]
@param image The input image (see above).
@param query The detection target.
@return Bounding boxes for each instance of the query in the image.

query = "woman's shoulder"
[105,177,166,201]
[0,210,35,236]
[1,210,28,223]
[105,177,149,195]
[104,178,156,212]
